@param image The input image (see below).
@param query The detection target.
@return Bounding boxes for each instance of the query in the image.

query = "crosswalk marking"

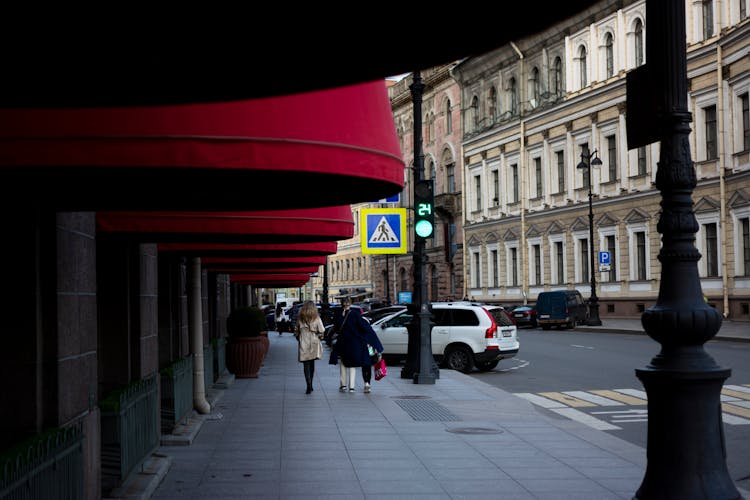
[538,392,595,407]
[514,385,750,429]
[721,403,750,419]
[563,390,624,406]
[590,389,647,405]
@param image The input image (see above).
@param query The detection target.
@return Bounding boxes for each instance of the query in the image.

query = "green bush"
[226,306,267,338]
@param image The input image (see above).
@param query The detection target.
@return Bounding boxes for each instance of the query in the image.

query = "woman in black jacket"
[331,298,383,393]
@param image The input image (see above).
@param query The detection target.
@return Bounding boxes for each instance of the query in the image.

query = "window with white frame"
[488,86,497,124]
[637,146,648,176]
[741,0,747,20]
[474,174,482,211]
[553,57,563,96]
[627,223,650,281]
[696,212,721,277]
[492,170,499,206]
[487,246,499,287]
[577,45,588,89]
[555,149,565,193]
[634,19,644,67]
[600,229,618,282]
[604,32,614,79]
[510,163,519,202]
[446,163,455,193]
[549,237,566,284]
[704,104,718,160]
[528,238,543,285]
[736,212,750,276]
[534,157,542,198]
[736,89,750,153]
[471,249,482,288]
[471,95,480,132]
[445,98,453,134]
[578,236,589,284]
[703,0,715,39]
[509,78,518,116]
[744,92,750,151]
[530,67,540,107]
[505,242,519,286]
[579,142,590,188]
[606,134,617,182]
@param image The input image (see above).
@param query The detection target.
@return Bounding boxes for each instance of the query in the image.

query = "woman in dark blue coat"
[331,298,383,393]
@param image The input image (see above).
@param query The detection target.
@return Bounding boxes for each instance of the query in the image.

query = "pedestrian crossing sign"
[360,208,407,254]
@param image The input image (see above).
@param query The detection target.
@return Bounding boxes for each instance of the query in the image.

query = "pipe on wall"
[190,257,211,414]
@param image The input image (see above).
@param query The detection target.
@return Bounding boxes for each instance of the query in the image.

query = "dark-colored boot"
[304,362,313,394]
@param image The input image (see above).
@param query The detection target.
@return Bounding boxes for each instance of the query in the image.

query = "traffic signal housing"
[414,179,435,239]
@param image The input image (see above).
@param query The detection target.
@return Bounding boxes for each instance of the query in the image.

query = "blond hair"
[298,301,319,325]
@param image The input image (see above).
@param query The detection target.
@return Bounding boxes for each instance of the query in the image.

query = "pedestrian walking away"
[294,301,325,394]
[330,297,383,393]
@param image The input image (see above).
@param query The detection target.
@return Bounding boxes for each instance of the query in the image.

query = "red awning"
[230,273,310,287]
[209,265,319,274]
[157,241,338,258]
[201,256,326,269]
[0,81,403,211]
[96,206,353,243]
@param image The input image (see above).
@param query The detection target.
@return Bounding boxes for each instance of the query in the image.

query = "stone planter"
[226,336,266,378]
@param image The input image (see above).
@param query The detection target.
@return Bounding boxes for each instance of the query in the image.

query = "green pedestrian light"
[414,179,434,239]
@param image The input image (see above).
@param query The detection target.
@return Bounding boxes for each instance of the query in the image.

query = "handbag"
[374,357,387,380]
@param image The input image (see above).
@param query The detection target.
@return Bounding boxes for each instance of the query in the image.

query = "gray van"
[536,290,588,330]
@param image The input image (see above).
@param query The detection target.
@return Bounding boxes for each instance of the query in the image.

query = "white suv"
[371,302,519,373]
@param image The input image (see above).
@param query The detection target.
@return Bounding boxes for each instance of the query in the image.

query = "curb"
[576,326,750,343]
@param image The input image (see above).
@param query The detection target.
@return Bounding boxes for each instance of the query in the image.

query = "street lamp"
[577,149,603,326]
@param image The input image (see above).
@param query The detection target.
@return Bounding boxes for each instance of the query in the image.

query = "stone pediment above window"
[596,213,618,227]
[467,235,482,246]
[624,207,651,223]
[571,216,589,231]
[547,220,564,234]
[694,196,720,213]
[526,224,542,238]
[728,189,750,208]
[485,231,499,243]
[503,228,519,241]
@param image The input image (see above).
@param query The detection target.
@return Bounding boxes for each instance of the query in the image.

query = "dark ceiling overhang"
[96,206,354,243]
[201,256,326,270]
[230,273,311,288]
[1,4,601,107]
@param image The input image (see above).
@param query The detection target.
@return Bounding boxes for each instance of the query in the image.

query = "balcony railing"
[0,423,83,500]
[100,374,159,494]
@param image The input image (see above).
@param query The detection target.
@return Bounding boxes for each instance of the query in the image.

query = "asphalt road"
[468,328,750,492]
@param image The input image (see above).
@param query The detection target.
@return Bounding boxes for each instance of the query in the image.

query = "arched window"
[445,98,452,134]
[488,86,497,124]
[605,33,614,78]
[530,67,540,106]
[553,57,563,96]
[443,148,455,193]
[430,265,439,301]
[471,95,480,130]
[509,78,518,115]
[634,19,644,67]
[578,46,588,88]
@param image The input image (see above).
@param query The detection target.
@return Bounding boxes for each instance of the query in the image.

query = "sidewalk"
[576,317,750,343]
[113,320,750,499]
[145,333,653,500]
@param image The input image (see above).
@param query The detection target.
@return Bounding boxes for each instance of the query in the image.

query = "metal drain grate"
[395,399,461,421]
[446,427,502,435]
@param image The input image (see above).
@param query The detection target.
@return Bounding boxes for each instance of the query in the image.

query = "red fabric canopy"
[209,265,319,274]
[201,256,326,269]
[96,206,353,243]
[230,273,310,287]
[157,241,338,258]
[0,81,403,211]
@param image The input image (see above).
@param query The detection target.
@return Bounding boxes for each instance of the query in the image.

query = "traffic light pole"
[410,70,436,385]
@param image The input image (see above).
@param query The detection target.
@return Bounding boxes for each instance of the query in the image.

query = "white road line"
[570,344,595,350]
[550,407,621,430]
[725,385,750,394]
[723,414,750,425]
[514,392,566,408]
[563,390,624,406]
[614,388,648,399]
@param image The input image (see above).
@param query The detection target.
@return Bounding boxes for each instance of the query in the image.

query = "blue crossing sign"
[360,208,407,254]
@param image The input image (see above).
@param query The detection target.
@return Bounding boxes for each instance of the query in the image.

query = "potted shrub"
[225,306,268,378]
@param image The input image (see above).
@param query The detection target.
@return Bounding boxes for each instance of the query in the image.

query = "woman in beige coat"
[294,301,325,394]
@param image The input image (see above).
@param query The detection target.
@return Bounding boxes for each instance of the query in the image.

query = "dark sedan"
[511,305,538,328]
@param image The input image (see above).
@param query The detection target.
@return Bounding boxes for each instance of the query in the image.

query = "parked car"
[371,301,519,374]
[362,305,407,324]
[536,290,588,330]
[511,305,538,328]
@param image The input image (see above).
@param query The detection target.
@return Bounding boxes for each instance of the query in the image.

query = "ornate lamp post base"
[587,299,602,326]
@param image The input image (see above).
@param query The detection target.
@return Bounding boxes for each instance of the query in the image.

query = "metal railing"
[100,374,159,493]
[160,355,193,434]
[203,343,214,390]
[0,423,83,500]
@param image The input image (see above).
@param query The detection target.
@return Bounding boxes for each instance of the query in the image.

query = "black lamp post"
[576,150,603,326]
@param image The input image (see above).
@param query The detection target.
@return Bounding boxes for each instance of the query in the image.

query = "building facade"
[370,64,466,303]
[451,0,750,319]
